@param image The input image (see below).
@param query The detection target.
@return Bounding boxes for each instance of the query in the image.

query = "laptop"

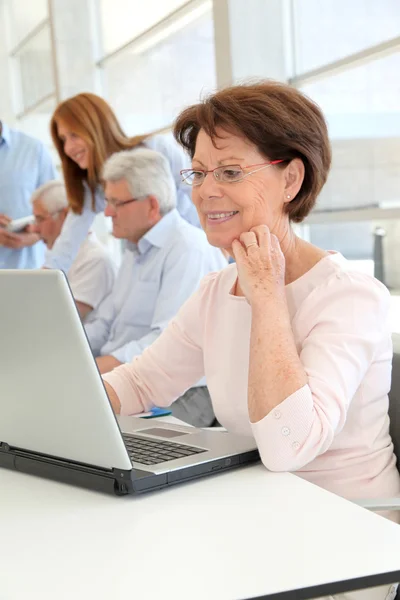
[0,270,259,495]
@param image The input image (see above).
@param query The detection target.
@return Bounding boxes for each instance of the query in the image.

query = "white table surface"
[1,462,400,600]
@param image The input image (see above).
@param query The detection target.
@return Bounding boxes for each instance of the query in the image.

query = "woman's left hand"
[232,225,285,305]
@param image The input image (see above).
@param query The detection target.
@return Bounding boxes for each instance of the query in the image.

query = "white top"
[104,254,400,510]
[0,464,400,600]
[67,233,116,325]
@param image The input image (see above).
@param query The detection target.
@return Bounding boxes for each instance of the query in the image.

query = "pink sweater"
[104,253,400,506]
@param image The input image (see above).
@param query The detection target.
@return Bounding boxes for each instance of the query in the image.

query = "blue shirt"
[84,209,227,363]
[0,123,57,269]
[44,132,199,272]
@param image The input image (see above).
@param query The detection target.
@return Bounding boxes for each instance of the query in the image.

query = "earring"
[286,194,291,199]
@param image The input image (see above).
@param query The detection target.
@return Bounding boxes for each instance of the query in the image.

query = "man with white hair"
[31,181,116,323]
[85,148,227,427]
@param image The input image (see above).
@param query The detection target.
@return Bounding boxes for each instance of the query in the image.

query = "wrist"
[251,293,291,330]
[250,287,286,310]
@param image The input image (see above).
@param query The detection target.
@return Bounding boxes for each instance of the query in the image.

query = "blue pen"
[141,407,172,419]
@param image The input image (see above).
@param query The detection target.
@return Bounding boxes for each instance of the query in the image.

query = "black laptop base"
[0,441,260,495]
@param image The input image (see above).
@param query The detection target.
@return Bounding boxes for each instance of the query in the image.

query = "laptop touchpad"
[138,427,189,438]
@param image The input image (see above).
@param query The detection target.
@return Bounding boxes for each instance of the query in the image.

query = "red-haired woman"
[45,92,198,271]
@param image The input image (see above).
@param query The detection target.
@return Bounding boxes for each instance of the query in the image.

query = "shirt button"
[292,441,300,450]
[281,427,290,436]
[273,410,281,419]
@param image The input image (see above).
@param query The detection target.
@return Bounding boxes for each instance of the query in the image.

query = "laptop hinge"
[0,442,134,495]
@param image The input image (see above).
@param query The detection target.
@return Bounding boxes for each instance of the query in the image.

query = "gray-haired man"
[85,148,227,427]
[31,181,116,322]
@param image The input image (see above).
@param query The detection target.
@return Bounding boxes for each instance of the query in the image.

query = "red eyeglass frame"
[180,160,285,184]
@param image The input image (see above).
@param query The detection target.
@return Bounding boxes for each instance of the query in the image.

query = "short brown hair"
[173,81,331,222]
[51,93,149,214]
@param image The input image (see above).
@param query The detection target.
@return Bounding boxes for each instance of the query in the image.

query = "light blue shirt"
[0,123,57,269]
[44,132,199,272]
[85,209,227,363]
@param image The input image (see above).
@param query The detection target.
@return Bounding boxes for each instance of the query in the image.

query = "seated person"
[103,80,400,559]
[31,181,116,322]
[86,148,227,427]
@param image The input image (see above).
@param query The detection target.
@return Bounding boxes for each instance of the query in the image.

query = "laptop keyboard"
[123,434,207,465]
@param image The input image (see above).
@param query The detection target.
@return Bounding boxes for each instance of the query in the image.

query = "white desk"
[0,464,400,600]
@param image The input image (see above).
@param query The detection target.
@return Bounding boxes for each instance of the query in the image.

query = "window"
[298,47,400,331]
[99,0,191,55]
[102,10,216,134]
[13,24,55,113]
[300,53,400,216]
[4,0,55,117]
[293,0,400,74]
[6,0,48,47]
[17,95,57,157]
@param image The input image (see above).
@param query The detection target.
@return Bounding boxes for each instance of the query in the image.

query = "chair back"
[389,335,400,469]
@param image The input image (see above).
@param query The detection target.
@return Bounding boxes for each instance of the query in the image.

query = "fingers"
[250,225,283,255]
[0,213,11,226]
[235,226,282,257]
[251,225,271,248]
[239,231,258,251]
[231,238,247,262]
[2,232,22,249]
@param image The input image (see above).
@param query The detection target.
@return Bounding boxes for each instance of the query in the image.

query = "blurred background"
[0,0,399,330]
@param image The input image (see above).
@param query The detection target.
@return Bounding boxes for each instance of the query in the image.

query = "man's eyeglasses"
[180,160,284,187]
[105,196,145,210]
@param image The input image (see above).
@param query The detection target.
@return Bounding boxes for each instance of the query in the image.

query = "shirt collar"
[130,209,179,255]
[0,122,11,147]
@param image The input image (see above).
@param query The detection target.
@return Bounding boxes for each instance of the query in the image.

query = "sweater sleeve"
[250,271,391,471]
[103,272,217,415]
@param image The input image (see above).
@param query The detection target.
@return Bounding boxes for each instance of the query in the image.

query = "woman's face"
[56,120,90,170]
[191,128,296,250]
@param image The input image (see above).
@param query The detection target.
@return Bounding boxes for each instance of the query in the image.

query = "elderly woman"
[104,82,399,594]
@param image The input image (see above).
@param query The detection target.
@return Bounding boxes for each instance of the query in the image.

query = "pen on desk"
[140,407,172,419]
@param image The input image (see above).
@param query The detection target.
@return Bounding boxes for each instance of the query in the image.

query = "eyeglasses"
[180,160,284,187]
[105,197,144,210]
